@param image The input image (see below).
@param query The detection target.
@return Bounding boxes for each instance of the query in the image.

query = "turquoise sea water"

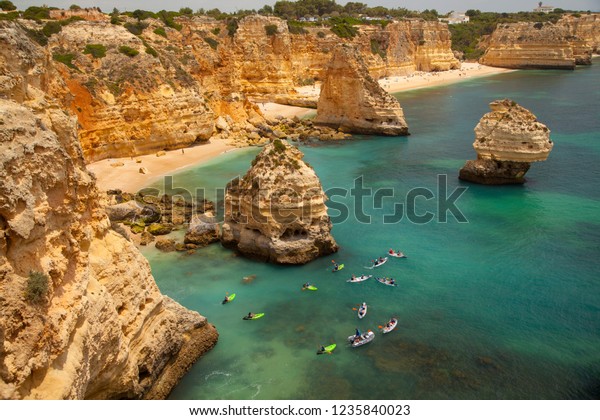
[143,61,600,399]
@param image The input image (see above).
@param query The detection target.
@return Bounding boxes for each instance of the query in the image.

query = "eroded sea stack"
[314,44,409,136]
[459,99,553,185]
[221,140,338,264]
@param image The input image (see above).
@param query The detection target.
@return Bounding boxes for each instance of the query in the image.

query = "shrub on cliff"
[370,38,386,59]
[0,11,18,20]
[0,1,16,11]
[265,24,279,36]
[23,6,50,21]
[330,22,358,39]
[154,27,167,38]
[203,37,219,50]
[24,28,48,46]
[158,10,182,31]
[119,45,139,57]
[145,46,158,57]
[125,21,148,35]
[53,52,77,69]
[83,44,107,58]
[288,21,308,35]
[25,271,49,304]
[226,18,238,36]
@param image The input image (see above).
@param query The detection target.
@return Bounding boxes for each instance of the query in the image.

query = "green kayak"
[332,264,345,272]
[243,313,265,320]
[317,344,336,354]
[222,293,236,304]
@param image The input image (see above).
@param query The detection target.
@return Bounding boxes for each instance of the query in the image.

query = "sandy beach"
[258,63,513,119]
[379,62,514,92]
[88,63,512,192]
[87,138,234,193]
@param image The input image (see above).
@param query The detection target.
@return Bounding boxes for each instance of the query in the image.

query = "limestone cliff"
[222,140,338,264]
[2,15,458,161]
[559,13,600,55]
[315,44,409,136]
[459,99,553,184]
[0,28,218,398]
[346,20,459,80]
[480,22,591,69]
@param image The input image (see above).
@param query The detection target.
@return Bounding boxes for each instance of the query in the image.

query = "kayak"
[317,344,336,355]
[347,330,375,347]
[357,302,367,319]
[375,277,397,287]
[346,275,372,283]
[332,263,345,272]
[366,258,388,269]
[222,293,236,304]
[242,313,265,320]
[382,318,398,334]
[302,285,318,291]
[373,257,388,267]
[388,250,407,258]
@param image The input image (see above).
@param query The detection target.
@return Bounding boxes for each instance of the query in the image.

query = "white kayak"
[357,302,367,319]
[346,275,372,283]
[375,277,397,287]
[366,257,388,269]
[347,330,375,347]
[382,318,398,334]
[388,250,407,258]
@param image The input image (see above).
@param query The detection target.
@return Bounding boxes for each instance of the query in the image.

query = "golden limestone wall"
[560,14,600,52]
[0,22,218,400]
[480,21,592,69]
[2,16,458,162]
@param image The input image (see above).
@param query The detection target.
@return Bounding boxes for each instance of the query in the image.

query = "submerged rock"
[459,99,553,185]
[314,44,409,136]
[221,140,338,264]
[184,214,220,247]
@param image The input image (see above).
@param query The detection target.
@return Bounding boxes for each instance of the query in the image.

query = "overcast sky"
[10,0,600,14]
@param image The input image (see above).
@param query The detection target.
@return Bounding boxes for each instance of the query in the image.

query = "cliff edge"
[0,24,218,398]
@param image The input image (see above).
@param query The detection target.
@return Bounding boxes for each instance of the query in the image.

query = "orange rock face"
[315,44,409,136]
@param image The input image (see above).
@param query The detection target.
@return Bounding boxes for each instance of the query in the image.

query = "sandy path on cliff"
[259,63,514,118]
[87,139,235,193]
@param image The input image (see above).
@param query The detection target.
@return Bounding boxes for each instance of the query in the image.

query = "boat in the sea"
[347,330,375,347]
[375,277,396,287]
[366,257,388,269]
[382,318,398,334]
[388,250,407,258]
[347,275,372,283]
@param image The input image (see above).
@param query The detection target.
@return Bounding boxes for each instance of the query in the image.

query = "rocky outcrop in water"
[314,44,409,136]
[221,140,338,264]
[480,21,591,69]
[459,99,553,184]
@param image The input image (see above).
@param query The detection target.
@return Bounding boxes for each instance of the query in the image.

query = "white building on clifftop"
[533,3,556,13]
[439,12,470,24]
